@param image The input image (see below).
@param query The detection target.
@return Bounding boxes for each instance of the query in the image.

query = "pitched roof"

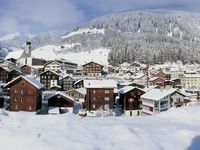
[4,75,44,90]
[45,91,75,102]
[118,86,145,94]
[141,88,178,101]
[74,88,86,95]
[82,61,103,67]
[66,87,86,95]
[43,60,63,66]
[39,70,60,76]
[5,50,24,59]
[84,80,117,88]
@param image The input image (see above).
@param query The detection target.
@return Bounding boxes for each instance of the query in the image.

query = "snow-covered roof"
[75,88,86,95]
[141,88,178,101]
[183,73,200,78]
[5,50,24,59]
[45,91,75,102]
[74,79,83,85]
[4,75,44,89]
[143,85,160,92]
[132,73,145,79]
[118,86,145,94]
[149,77,164,82]
[84,80,117,88]
[39,70,60,76]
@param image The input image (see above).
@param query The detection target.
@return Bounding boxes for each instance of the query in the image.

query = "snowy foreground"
[1,106,200,150]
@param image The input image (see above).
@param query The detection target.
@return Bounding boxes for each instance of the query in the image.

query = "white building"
[141,88,185,115]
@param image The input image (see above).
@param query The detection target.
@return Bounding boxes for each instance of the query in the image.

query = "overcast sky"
[0,0,200,36]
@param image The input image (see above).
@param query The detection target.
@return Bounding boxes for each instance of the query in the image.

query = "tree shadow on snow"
[187,136,200,150]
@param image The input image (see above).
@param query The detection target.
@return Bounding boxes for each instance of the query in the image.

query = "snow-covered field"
[61,28,105,39]
[1,106,200,150]
[32,46,110,65]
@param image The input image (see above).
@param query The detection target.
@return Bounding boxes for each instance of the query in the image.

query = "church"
[18,41,32,66]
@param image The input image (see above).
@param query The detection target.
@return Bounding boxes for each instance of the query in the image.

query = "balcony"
[174,101,184,107]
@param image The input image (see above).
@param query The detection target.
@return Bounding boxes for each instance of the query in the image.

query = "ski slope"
[32,45,110,65]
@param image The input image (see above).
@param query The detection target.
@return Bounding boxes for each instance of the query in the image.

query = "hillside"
[61,10,200,64]
[0,106,200,150]
[3,10,200,64]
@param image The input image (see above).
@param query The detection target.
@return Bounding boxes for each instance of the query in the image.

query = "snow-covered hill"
[61,28,105,39]
[32,45,110,65]
[0,106,200,150]
[0,32,21,42]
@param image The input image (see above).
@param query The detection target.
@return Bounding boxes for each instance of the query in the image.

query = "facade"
[153,71,171,80]
[0,59,16,70]
[82,61,103,76]
[66,88,86,104]
[7,69,22,82]
[0,67,9,83]
[74,79,84,89]
[4,75,44,112]
[84,80,117,114]
[40,70,60,90]
[44,60,63,73]
[119,86,145,116]
[44,60,77,74]
[21,64,37,75]
[62,76,75,91]
[181,73,200,89]
[46,92,75,109]
[149,77,165,86]
[132,73,147,86]
[141,89,185,115]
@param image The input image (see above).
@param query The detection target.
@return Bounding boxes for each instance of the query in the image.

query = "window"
[105,97,110,101]
[20,98,23,102]
[14,98,17,101]
[20,90,23,94]
[176,98,181,103]
[14,105,18,110]
[14,89,17,93]
[92,104,96,109]
[105,90,109,94]
[92,97,96,101]
[93,90,96,94]
[28,106,32,111]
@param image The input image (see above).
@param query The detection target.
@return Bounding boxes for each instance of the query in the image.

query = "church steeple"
[25,41,31,57]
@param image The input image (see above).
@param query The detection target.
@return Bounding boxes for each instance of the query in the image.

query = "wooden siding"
[9,79,42,112]
[86,88,114,111]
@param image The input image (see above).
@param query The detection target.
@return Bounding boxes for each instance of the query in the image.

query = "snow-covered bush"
[96,105,113,117]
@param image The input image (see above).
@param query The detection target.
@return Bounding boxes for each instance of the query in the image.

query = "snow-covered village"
[1,1,200,150]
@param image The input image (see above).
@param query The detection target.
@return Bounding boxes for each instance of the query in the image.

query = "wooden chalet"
[66,87,86,105]
[74,79,84,89]
[153,71,171,80]
[149,77,165,86]
[40,70,60,90]
[7,69,22,82]
[119,86,145,116]
[82,61,103,76]
[21,64,37,75]
[45,91,75,113]
[62,76,76,91]
[4,75,44,112]
[0,67,9,83]
[84,80,117,114]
